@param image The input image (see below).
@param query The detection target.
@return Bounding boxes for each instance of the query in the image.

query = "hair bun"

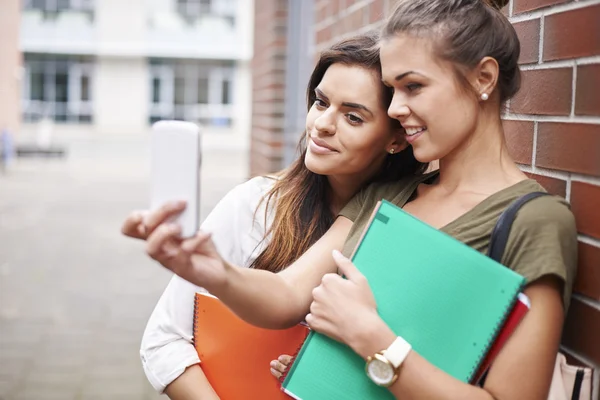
[483,0,509,10]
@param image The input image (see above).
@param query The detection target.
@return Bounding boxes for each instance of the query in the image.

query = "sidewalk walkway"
[0,133,248,400]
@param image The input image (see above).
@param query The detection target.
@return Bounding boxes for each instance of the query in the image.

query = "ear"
[387,127,409,153]
[470,56,499,100]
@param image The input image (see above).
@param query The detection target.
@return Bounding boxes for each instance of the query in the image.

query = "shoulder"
[228,175,277,199]
[503,193,578,309]
[512,194,576,235]
[201,176,276,225]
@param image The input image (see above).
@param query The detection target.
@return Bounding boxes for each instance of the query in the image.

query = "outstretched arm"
[146,216,354,329]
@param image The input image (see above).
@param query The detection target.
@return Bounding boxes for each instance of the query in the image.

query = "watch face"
[366,357,395,386]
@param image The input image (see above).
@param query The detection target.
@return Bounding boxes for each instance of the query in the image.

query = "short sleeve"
[501,196,578,310]
[339,187,366,222]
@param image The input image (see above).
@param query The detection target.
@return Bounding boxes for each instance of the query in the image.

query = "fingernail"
[332,250,343,259]
[270,361,277,367]
[171,200,186,208]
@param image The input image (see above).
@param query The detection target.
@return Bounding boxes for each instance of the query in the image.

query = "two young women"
[122,33,425,397]
[140,0,578,398]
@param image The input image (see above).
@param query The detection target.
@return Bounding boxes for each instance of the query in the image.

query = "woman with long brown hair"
[141,0,578,398]
[122,32,425,398]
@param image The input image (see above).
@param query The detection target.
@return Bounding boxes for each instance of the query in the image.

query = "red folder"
[193,292,309,400]
[473,293,530,384]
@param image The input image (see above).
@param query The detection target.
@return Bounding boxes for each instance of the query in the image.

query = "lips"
[309,137,338,152]
[403,126,427,144]
[405,126,427,136]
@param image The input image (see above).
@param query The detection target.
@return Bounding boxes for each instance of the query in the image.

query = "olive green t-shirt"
[339,171,578,310]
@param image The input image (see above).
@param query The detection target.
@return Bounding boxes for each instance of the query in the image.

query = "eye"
[406,82,423,93]
[346,113,364,125]
[314,98,327,108]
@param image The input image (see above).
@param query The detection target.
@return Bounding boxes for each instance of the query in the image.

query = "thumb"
[332,250,363,282]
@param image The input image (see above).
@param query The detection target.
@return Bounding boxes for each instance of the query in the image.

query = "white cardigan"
[140,176,276,393]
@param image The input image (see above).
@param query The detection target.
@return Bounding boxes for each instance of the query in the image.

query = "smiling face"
[380,34,481,163]
[304,63,405,179]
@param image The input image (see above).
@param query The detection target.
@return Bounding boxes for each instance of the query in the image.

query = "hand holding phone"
[150,120,201,238]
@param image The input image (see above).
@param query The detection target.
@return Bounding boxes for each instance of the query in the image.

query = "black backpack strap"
[478,191,550,387]
[487,192,551,263]
[571,369,585,400]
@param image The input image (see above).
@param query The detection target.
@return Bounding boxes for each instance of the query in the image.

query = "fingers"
[146,223,182,262]
[181,231,214,254]
[270,355,292,379]
[143,201,186,235]
[121,210,148,239]
[332,250,364,283]
[278,354,293,366]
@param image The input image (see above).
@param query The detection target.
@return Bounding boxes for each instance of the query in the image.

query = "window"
[176,0,235,26]
[149,59,234,127]
[177,0,211,19]
[23,0,95,20]
[197,78,209,104]
[221,79,231,105]
[81,75,90,101]
[22,54,94,123]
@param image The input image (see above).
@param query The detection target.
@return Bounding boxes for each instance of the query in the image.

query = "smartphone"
[150,120,201,238]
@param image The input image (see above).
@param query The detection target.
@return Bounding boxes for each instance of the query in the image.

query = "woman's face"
[304,63,404,179]
[380,34,480,163]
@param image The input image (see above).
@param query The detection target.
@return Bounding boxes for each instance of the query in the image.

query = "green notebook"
[282,200,525,400]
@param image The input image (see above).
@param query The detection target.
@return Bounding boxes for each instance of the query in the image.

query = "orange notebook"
[193,293,309,400]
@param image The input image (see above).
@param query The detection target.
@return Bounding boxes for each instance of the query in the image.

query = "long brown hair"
[250,32,427,273]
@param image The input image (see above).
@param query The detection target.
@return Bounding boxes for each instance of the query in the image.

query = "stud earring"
[481,93,489,101]
[389,148,395,155]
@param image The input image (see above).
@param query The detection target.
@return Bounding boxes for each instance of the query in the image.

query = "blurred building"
[0,0,22,135]
[19,0,254,148]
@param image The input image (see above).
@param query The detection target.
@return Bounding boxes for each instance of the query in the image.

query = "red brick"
[250,0,288,176]
[524,173,567,197]
[536,123,600,176]
[573,242,600,301]
[570,182,600,239]
[316,26,332,44]
[513,0,569,14]
[370,0,385,24]
[543,4,600,61]
[344,8,365,34]
[330,0,344,17]
[575,64,600,117]
[562,298,600,366]
[511,68,572,116]
[502,120,534,165]
[316,3,329,24]
[513,19,540,65]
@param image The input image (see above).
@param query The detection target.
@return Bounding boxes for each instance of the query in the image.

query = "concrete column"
[0,0,22,134]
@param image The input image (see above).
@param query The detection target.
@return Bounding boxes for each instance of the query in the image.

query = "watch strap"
[383,336,412,369]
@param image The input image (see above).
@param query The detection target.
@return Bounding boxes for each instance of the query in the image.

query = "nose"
[388,94,410,122]
[313,110,336,136]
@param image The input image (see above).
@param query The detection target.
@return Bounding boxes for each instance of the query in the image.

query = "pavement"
[0,133,249,399]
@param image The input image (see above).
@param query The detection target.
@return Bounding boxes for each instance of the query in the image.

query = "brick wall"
[315,0,600,395]
[249,0,289,176]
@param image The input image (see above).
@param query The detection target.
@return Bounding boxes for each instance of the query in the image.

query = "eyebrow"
[394,71,425,81]
[315,88,373,117]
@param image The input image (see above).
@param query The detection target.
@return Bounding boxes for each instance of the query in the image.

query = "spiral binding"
[467,284,521,383]
[278,329,310,386]
[192,293,201,350]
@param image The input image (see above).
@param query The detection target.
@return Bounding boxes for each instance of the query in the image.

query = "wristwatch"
[365,336,412,387]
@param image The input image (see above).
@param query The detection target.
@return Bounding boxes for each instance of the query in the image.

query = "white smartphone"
[150,120,201,238]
